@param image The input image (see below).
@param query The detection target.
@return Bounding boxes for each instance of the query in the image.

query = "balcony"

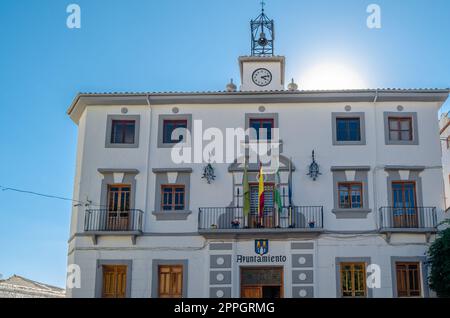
[84,209,144,244]
[198,206,323,238]
[379,207,438,241]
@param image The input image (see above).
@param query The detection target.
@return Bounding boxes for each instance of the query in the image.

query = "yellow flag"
[258,164,265,218]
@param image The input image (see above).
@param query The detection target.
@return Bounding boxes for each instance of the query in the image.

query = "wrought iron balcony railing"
[198,206,323,231]
[379,207,437,230]
[84,209,144,232]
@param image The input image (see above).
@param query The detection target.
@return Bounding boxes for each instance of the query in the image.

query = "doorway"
[240,267,283,298]
[249,184,275,228]
[392,182,418,228]
[107,184,131,230]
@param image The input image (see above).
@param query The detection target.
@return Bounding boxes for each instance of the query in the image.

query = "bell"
[258,32,268,46]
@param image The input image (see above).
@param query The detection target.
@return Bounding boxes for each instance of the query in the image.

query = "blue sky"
[0,0,449,288]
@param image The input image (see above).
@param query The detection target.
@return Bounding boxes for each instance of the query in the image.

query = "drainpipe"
[144,94,153,229]
[372,89,380,229]
[373,89,379,104]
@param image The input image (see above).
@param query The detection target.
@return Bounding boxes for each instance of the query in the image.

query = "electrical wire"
[0,185,104,208]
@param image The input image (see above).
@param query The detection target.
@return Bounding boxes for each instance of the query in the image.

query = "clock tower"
[239,1,285,92]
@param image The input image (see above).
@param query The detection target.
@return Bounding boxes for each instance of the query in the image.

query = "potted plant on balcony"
[308,221,316,228]
[211,224,218,229]
[231,219,240,229]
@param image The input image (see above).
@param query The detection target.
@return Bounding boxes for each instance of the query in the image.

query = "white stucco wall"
[66,97,447,298]
[67,235,432,298]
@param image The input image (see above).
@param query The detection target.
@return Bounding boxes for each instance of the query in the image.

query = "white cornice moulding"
[67,89,450,124]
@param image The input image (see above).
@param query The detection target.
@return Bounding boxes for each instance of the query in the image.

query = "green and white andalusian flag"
[274,170,283,214]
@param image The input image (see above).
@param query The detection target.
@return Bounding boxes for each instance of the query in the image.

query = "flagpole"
[258,162,265,228]
[274,170,281,228]
[243,161,250,229]
[288,158,293,228]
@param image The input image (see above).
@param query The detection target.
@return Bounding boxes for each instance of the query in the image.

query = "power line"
[0,185,103,208]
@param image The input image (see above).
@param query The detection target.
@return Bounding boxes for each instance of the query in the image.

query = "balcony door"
[249,184,274,228]
[107,184,131,231]
[392,182,418,228]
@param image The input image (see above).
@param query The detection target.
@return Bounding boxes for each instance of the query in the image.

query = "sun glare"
[298,63,367,90]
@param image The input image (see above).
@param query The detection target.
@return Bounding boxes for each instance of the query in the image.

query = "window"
[336,118,361,142]
[161,185,185,211]
[106,115,140,148]
[332,113,366,145]
[396,262,421,297]
[102,265,127,298]
[447,136,450,149]
[108,185,131,212]
[388,117,413,141]
[158,265,183,298]
[338,183,362,209]
[163,120,188,144]
[107,185,131,230]
[158,115,192,148]
[111,120,136,144]
[249,118,274,140]
[384,112,418,145]
[340,262,367,297]
[392,182,417,228]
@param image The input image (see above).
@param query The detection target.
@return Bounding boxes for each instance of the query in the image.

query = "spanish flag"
[258,164,265,219]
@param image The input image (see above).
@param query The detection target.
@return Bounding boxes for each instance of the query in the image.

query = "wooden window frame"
[248,183,276,228]
[158,265,183,298]
[107,184,131,212]
[249,118,275,140]
[110,120,136,144]
[249,182,275,212]
[106,184,132,230]
[162,119,188,144]
[336,117,361,142]
[102,265,127,298]
[388,117,413,141]
[338,182,363,209]
[391,181,417,208]
[161,185,186,211]
[391,181,418,228]
[339,262,367,298]
[395,262,422,297]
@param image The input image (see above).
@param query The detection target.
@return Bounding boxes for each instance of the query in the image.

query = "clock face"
[252,68,273,87]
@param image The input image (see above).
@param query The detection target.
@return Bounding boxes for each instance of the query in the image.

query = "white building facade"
[439,112,450,211]
[66,8,449,299]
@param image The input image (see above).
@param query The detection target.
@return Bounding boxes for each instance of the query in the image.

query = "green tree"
[428,220,450,297]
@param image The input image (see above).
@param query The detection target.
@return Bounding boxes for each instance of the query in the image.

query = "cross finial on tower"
[261,0,266,12]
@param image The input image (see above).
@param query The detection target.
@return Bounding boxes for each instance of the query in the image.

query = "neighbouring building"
[66,6,449,298]
[0,275,65,298]
[439,112,450,211]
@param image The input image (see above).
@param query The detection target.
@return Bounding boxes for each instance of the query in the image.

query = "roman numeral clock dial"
[252,68,273,87]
